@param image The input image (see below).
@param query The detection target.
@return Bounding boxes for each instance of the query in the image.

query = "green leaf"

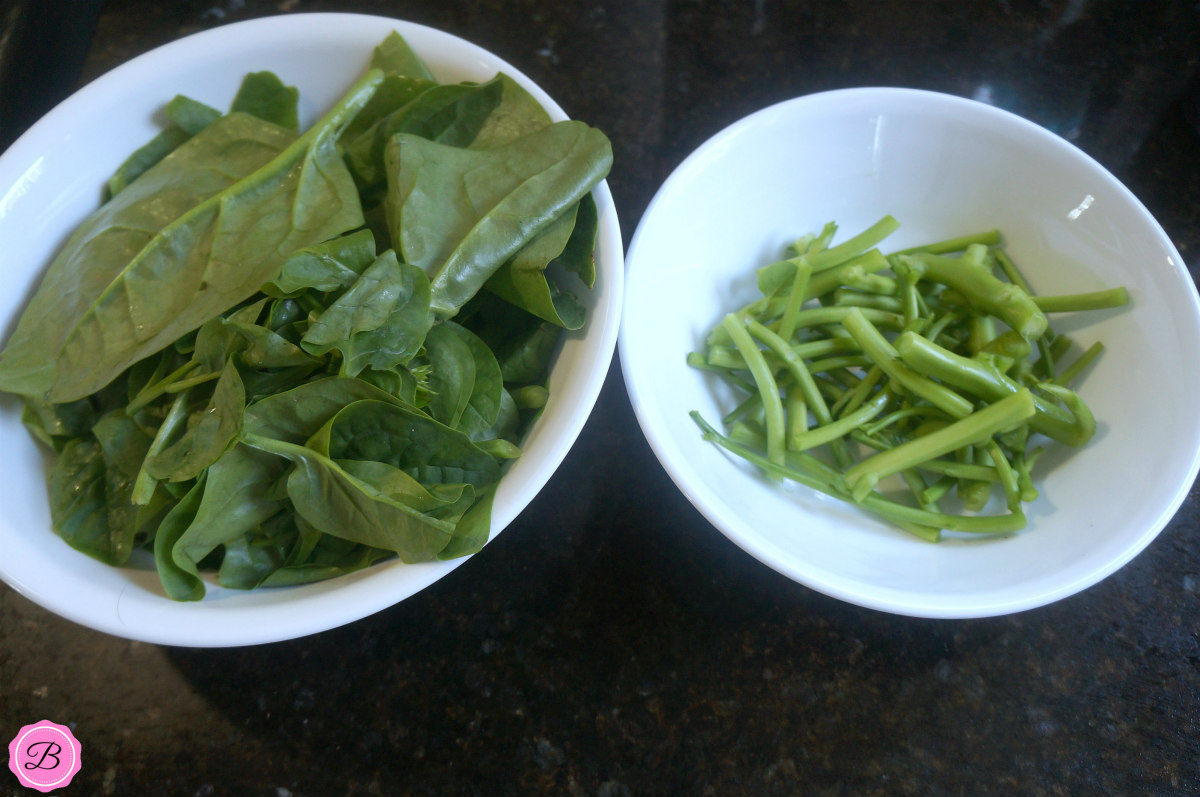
[424,321,503,437]
[144,358,245,482]
[312,398,501,488]
[153,476,207,601]
[300,250,432,375]
[170,443,287,578]
[468,74,554,150]
[370,30,435,81]
[246,433,456,562]
[484,199,589,330]
[262,228,378,297]
[166,94,222,135]
[0,68,384,403]
[343,77,505,194]
[385,120,612,319]
[48,437,110,561]
[230,71,300,130]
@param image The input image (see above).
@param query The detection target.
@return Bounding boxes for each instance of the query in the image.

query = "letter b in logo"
[7,721,82,792]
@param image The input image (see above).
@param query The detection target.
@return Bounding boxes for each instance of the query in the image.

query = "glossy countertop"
[2,1,1199,795]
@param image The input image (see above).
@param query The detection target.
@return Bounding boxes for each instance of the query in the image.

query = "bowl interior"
[0,13,622,645]
[621,87,1200,618]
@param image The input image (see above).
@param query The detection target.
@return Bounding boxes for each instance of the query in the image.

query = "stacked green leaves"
[0,33,613,599]
[689,217,1129,542]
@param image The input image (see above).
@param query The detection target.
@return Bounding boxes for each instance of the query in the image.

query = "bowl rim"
[620,85,1200,619]
[0,12,623,646]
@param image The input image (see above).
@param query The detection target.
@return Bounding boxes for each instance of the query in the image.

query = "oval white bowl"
[0,13,623,646]
[621,87,1200,618]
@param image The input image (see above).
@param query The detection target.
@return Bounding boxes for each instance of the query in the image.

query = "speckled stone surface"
[2,1,1199,795]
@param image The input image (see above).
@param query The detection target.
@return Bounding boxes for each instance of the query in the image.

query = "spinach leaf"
[152,476,207,601]
[485,200,587,330]
[0,68,384,403]
[104,95,222,199]
[300,250,432,375]
[312,398,500,488]
[167,94,222,135]
[48,437,110,561]
[385,120,612,319]
[143,358,245,482]
[468,74,553,150]
[246,433,457,562]
[231,71,300,131]
[424,321,503,438]
[262,228,378,297]
[343,77,505,195]
[371,30,435,82]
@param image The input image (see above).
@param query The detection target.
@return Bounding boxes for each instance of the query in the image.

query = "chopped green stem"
[992,247,1031,293]
[833,291,903,312]
[777,258,813,342]
[862,405,946,436]
[921,474,956,506]
[842,308,975,419]
[894,330,1086,444]
[907,252,1048,339]
[126,360,201,415]
[1054,341,1104,386]
[785,386,809,451]
[789,388,891,451]
[844,389,1036,501]
[831,364,883,417]
[888,230,1002,256]
[722,314,786,466]
[691,411,1025,534]
[984,439,1022,512]
[1033,287,1129,313]
[804,249,891,301]
[745,318,834,426]
[807,215,901,273]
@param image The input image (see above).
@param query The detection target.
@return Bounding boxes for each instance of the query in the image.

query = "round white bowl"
[621,87,1200,618]
[0,13,623,646]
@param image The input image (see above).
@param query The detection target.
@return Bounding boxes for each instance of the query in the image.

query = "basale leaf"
[153,475,207,601]
[231,71,300,131]
[424,321,503,438]
[485,199,590,330]
[371,30,435,82]
[143,358,245,482]
[467,74,553,150]
[104,95,222,199]
[343,77,505,195]
[246,433,457,562]
[0,68,384,403]
[337,32,436,143]
[385,120,612,319]
[313,398,501,488]
[300,249,432,375]
[262,228,377,297]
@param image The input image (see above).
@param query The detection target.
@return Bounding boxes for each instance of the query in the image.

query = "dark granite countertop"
[2,1,1199,795]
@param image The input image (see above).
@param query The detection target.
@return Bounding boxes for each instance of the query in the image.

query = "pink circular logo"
[7,720,82,792]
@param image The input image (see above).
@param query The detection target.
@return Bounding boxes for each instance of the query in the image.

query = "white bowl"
[0,13,622,646]
[620,87,1200,618]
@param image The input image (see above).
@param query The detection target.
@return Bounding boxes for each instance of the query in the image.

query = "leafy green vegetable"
[1,32,612,599]
[386,120,612,318]
[0,68,384,402]
[230,71,301,130]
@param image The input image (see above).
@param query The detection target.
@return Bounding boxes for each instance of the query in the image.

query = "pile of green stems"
[688,216,1129,542]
